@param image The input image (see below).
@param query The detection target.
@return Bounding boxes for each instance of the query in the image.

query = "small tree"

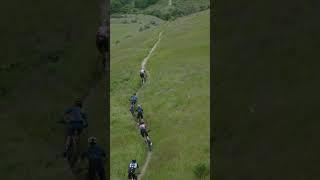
[193,163,209,179]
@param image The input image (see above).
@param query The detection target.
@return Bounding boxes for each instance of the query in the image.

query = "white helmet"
[88,136,97,144]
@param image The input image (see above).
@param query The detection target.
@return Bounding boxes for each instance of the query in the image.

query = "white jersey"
[139,124,146,130]
[129,162,138,169]
[140,69,145,74]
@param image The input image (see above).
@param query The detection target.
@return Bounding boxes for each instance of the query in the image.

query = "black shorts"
[140,73,145,78]
[137,112,143,119]
[128,172,136,179]
[96,36,107,51]
[67,122,83,136]
[140,129,148,137]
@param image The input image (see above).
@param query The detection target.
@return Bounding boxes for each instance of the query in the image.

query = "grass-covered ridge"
[110,10,210,179]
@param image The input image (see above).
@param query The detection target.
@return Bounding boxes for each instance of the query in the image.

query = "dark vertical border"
[210,0,215,179]
[105,0,110,177]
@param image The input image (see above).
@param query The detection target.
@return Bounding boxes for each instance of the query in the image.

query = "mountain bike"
[130,104,135,116]
[66,129,81,167]
[128,171,138,180]
[140,72,147,85]
[145,135,153,152]
[58,114,88,168]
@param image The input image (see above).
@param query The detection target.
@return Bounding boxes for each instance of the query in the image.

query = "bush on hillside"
[131,18,138,23]
[110,14,124,18]
[135,0,159,9]
[121,19,129,24]
[193,163,209,179]
[139,26,144,32]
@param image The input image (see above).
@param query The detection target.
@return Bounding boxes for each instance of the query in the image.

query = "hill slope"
[110,10,210,179]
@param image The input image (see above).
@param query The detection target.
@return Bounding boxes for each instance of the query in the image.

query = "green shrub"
[131,18,138,23]
[193,163,209,179]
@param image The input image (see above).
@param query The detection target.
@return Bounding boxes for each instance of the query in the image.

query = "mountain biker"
[136,105,144,120]
[96,24,108,70]
[81,137,106,180]
[140,69,146,82]
[130,93,138,106]
[63,99,88,156]
[96,25,107,54]
[138,120,149,138]
[128,159,139,179]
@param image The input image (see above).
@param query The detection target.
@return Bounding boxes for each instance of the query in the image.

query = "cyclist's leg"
[65,127,73,151]
[88,161,96,180]
[98,165,106,180]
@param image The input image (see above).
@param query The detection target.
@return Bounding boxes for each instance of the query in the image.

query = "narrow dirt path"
[137,31,163,180]
[169,0,172,6]
[141,32,163,69]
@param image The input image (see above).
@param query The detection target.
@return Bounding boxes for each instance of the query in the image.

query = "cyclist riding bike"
[138,121,149,139]
[139,69,146,83]
[96,25,107,54]
[138,121,152,148]
[129,93,138,115]
[128,159,139,180]
[130,93,138,106]
[81,137,106,180]
[96,24,108,70]
[136,105,144,120]
[63,99,88,157]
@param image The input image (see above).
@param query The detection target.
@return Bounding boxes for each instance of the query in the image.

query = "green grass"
[0,1,106,179]
[110,14,165,180]
[111,10,210,179]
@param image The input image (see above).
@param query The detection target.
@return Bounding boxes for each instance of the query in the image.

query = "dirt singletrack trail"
[169,0,172,6]
[141,32,163,69]
[136,31,163,180]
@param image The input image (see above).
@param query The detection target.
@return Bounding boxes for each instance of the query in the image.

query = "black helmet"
[88,136,97,144]
[132,159,136,163]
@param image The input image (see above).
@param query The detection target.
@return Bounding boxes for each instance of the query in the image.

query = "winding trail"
[137,31,163,180]
[169,0,172,6]
[141,32,163,69]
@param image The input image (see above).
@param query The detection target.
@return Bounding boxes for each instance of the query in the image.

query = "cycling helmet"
[140,120,145,124]
[132,159,136,163]
[88,136,97,144]
[138,104,141,108]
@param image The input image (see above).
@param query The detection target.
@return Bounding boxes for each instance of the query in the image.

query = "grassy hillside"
[110,14,165,180]
[110,10,210,179]
[0,1,106,179]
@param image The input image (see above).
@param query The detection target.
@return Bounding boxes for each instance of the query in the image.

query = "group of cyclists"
[61,23,150,179]
[63,99,106,180]
[127,69,152,179]
[59,24,108,180]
